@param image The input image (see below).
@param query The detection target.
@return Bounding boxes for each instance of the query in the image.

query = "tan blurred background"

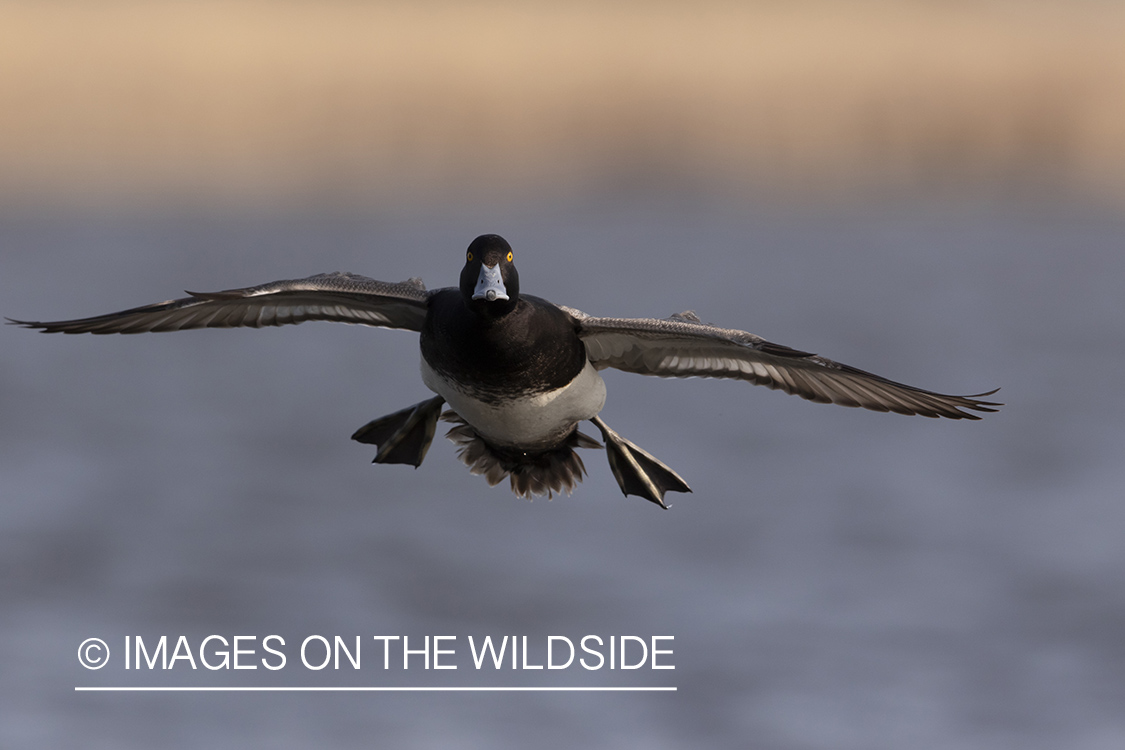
[2,0,1124,207]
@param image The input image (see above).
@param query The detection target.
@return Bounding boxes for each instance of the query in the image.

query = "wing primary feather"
[569,310,1001,420]
[10,272,432,335]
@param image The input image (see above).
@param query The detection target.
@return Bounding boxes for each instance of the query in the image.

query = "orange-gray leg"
[352,395,446,467]
[589,415,691,508]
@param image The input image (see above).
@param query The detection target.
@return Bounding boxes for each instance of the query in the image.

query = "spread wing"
[562,307,1001,420]
[8,272,431,334]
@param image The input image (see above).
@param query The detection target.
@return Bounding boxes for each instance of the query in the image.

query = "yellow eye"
[506,251,513,262]
[466,251,473,262]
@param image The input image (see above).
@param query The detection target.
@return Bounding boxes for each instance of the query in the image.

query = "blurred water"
[2,195,1124,749]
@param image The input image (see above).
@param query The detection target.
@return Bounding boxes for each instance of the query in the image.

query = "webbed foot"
[351,395,446,467]
[589,416,691,508]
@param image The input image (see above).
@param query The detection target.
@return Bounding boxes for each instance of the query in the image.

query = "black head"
[459,234,520,316]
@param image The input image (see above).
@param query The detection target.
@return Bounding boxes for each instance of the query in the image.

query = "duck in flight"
[10,234,1000,508]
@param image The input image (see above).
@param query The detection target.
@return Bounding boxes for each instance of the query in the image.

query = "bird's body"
[422,354,606,451]
[9,234,1001,507]
[420,289,601,449]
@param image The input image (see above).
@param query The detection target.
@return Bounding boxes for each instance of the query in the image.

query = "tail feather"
[441,411,602,499]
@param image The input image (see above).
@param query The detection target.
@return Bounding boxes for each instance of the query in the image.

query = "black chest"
[421,291,587,397]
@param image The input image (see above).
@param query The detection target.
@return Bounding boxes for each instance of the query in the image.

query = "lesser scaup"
[10,234,1001,507]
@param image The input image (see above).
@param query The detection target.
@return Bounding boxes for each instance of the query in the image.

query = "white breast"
[420,358,606,450]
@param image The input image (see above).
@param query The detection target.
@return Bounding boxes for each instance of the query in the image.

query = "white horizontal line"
[76,686,676,692]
